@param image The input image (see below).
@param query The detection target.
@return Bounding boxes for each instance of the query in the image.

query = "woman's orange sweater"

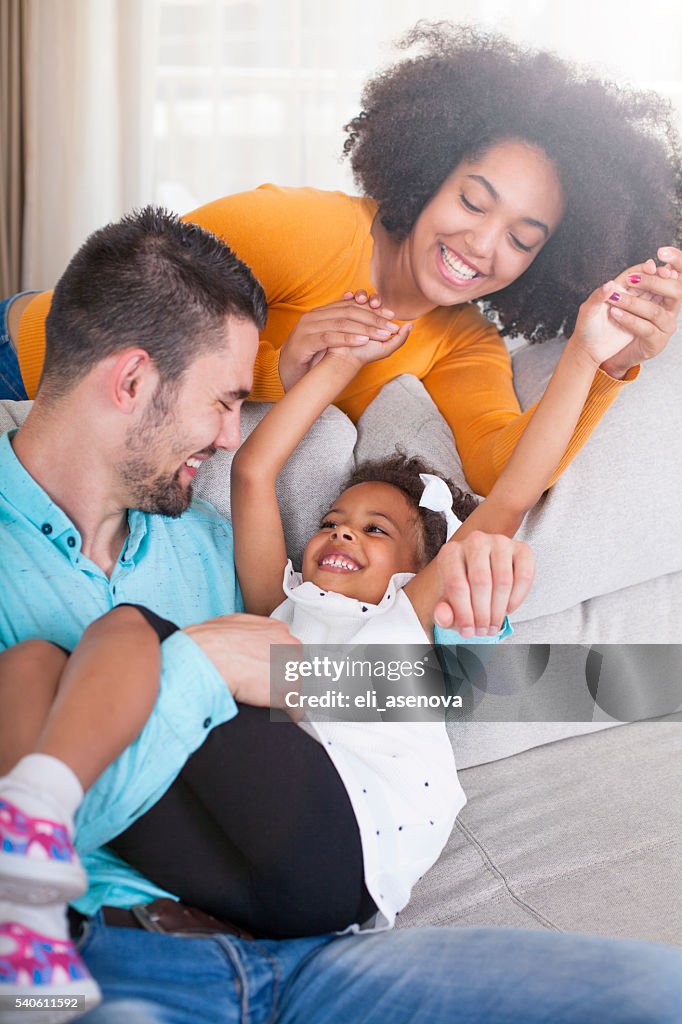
[16,185,634,496]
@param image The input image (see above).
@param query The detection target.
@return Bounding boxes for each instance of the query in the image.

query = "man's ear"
[109,350,157,413]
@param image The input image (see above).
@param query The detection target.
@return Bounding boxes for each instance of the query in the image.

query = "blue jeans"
[0,293,32,400]
[77,916,682,1023]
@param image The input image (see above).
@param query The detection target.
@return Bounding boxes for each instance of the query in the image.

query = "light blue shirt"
[0,430,241,912]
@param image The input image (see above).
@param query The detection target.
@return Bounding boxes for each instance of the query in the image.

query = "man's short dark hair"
[41,205,267,397]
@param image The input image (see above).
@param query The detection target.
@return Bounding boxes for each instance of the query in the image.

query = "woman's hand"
[569,248,682,379]
[432,531,535,638]
[599,247,681,378]
[278,292,403,390]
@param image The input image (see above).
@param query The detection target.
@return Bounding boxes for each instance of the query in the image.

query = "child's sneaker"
[0,797,86,904]
[0,917,101,1023]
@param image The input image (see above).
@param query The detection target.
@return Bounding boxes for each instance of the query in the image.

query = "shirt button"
[67,537,76,548]
[41,523,53,535]
[203,717,212,729]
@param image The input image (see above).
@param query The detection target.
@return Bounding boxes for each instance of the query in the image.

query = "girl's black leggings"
[108,606,376,938]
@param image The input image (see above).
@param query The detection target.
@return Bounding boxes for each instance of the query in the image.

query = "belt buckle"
[130,899,249,939]
[130,902,169,934]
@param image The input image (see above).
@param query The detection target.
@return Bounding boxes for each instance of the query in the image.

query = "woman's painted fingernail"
[609,292,621,301]
[628,274,641,284]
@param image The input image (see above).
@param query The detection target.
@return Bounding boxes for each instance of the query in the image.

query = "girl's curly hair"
[344,451,477,566]
[343,22,682,341]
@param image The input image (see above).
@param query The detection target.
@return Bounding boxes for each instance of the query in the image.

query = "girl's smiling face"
[302,481,423,605]
[406,139,565,309]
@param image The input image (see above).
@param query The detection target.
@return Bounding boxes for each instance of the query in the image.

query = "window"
[153,0,682,211]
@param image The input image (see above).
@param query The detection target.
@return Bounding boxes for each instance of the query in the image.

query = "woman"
[4,23,682,494]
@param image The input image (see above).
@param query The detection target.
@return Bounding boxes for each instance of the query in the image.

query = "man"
[0,208,680,1024]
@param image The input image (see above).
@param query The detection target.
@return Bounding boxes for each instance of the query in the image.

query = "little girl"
[0,282,618,1014]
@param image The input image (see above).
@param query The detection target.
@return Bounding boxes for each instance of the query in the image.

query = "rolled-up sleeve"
[75,630,237,855]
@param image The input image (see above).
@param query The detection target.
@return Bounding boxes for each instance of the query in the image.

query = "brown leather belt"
[73,898,254,940]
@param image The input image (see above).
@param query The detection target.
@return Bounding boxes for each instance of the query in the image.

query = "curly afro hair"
[343,22,682,341]
[344,451,478,566]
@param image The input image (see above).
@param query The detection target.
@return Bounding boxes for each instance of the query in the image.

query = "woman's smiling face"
[407,139,565,307]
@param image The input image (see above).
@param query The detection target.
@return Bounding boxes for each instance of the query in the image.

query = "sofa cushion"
[398,717,682,946]
[194,402,356,570]
[509,570,682,645]
[355,375,472,496]
[0,399,30,432]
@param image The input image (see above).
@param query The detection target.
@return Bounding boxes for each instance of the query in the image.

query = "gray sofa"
[2,328,680,947]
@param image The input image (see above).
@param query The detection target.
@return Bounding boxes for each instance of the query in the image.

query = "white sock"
[0,899,70,940]
[0,755,84,835]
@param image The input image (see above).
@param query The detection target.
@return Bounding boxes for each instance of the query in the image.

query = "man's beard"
[121,457,192,518]
[120,379,193,518]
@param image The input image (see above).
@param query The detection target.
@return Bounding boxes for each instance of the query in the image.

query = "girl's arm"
[457,329,605,538]
[231,325,411,616]
[466,264,680,534]
[426,259,680,496]
[404,281,642,637]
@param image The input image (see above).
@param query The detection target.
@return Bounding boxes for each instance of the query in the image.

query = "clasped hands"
[571,246,682,378]
[278,290,412,390]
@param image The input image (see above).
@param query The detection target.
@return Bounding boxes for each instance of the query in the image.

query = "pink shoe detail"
[0,798,74,864]
[0,921,90,985]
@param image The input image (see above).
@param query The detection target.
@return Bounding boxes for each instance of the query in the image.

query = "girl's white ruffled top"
[271,560,466,930]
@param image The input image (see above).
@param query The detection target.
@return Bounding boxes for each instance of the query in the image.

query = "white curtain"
[19,0,682,286]
[151,0,682,212]
[22,0,160,290]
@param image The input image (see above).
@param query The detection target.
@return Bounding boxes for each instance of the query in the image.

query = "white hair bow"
[419,473,462,542]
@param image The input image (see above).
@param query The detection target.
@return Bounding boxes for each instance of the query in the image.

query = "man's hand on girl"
[279,293,404,390]
[432,532,535,638]
[183,614,301,708]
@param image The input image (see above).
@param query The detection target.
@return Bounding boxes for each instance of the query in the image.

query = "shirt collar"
[0,430,148,566]
[123,509,148,564]
[0,430,81,558]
